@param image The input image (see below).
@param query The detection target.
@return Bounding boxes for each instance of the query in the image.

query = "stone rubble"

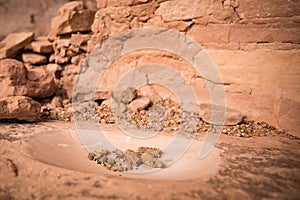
[49,1,95,37]
[0,59,55,99]
[88,147,164,172]
[0,32,34,59]
[0,1,95,122]
[128,96,151,112]
[92,90,287,139]
[22,52,48,65]
[0,96,41,122]
[25,37,54,54]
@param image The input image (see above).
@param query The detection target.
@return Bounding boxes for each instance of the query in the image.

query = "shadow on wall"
[0,0,96,40]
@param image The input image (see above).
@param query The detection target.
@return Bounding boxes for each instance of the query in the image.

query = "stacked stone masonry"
[0,0,299,135]
[89,0,300,134]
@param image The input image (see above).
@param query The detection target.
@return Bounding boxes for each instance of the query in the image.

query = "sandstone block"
[106,0,133,7]
[58,1,84,15]
[97,0,150,8]
[71,53,86,65]
[54,38,70,49]
[0,59,55,98]
[96,0,107,8]
[131,1,158,21]
[0,96,41,122]
[94,89,112,100]
[0,59,28,97]
[55,56,70,65]
[46,63,63,79]
[25,37,53,54]
[200,103,244,126]
[0,32,34,59]
[22,53,47,65]
[128,97,151,112]
[187,24,230,43]
[277,98,300,136]
[166,21,193,32]
[25,66,56,98]
[60,64,80,99]
[49,96,63,109]
[230,25,300,43]
[155,0,211,21]
[138,84,161,103]
[211,4,240,23]
[237,0,300,19]
[70,33,91,47]
[50,9,95,36]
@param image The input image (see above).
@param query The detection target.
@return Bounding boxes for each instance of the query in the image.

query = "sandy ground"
[0,121,299,200]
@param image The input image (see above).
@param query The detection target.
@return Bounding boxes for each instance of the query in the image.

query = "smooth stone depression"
[21,127,221,181]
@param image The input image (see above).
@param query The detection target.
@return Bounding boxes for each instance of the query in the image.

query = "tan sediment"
[21,126,221,181]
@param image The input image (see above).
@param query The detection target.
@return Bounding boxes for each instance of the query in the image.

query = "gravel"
[88,147,164,172]
[40,97,295,140]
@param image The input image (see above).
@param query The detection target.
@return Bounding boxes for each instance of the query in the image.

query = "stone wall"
[90,0,300,134]
[0,0,97,40]
[0,0,299,134]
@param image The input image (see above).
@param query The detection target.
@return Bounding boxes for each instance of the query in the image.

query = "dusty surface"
[0,121,299,199]
[0,1,299,199]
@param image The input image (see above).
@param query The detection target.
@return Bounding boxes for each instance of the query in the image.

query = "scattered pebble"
[41,98,290,139]
[88,147,164,172]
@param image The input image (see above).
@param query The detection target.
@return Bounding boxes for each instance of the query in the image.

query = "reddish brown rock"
[51,38,72,64]
[0,59,55,98]
[0,96,41,122]
[200,103,244,126]
[131,1,158,21]
[70,33,91,48]
[166,21,194,32]
[208,0,240,23]
[54,38,70,49]
[58,1,84,15]
[155,0,211,21]
[101,99,112,107]
[128,97,151,112]
[22,53,47,65]
[71,53,86,65]
[187,24,230,43]
[96,0,107,8]
[60,64,80,99]
[142,16,164,29]
[106,0,132,7]
[208,49,300,134]
[50,4,95,36]
[45,63,62,91]
[54,56,70,65]
[98,0,151,8]
[0,32,34,59]
[148,84,178,104]
[230,24,300,43]
[94,89,112,100]
[25,66,56,98]
[46,63,63,77]
[25,37,54,54]
[0,59,28,98]
[50,96,63,109]
[237,0,300,19]
[88,6,131,51]
[138,84,161,103]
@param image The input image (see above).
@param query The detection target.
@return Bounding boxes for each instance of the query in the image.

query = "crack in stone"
[6,158,18,177]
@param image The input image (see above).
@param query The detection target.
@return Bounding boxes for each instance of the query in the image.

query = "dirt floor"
[0,121,299,200]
